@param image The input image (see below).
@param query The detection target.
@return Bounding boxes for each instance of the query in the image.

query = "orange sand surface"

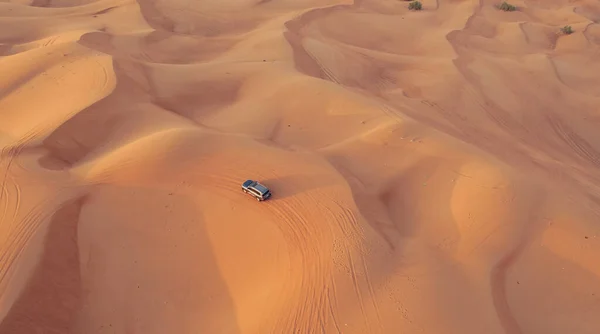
[0,0,599,333]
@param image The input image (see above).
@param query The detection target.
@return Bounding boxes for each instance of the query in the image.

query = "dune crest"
[1,0,599,333]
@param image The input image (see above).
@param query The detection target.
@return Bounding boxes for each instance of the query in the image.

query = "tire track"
[0,195,57,297]
[0,129,40,211]
[0,153,16,209]
[461,75,531,143]
[347,252,369,331]
[546,112,600,168]
[420,99,467,126]
[332,203,383,333]
[252,180,352,333]
[326,279,342,334]
[311,51,343,85]
[116,162,327,332]
[11,177,21,225]
[0,177,21,231]
[94,58,111,93]
[73,135,367,333]
[0,195,51,260]
[266,195,332,333]
[42,36,59,47]
[0,180,8,228]
[359,245,382,333]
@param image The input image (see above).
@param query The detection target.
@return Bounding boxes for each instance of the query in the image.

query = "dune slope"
[0,0,599,333]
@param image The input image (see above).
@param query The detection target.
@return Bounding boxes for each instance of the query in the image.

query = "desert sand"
[0,0,599,333]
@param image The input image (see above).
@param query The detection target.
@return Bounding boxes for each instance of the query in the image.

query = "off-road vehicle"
[241,180,272,201]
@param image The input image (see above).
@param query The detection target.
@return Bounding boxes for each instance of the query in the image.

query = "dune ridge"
[0,0,599,333]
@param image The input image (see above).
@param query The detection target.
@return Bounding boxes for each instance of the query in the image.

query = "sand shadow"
[0,183,242,333]
[506,240,600,333]
[0,196,86,334]
[73,184,242,334]
[36,57,151,171]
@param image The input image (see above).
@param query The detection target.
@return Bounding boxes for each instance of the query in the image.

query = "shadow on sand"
[0,183,242,334]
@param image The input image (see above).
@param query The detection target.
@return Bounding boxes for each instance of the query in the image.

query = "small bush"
[408,1,422,10]
[560,25,574,34]
[498,1,517,11]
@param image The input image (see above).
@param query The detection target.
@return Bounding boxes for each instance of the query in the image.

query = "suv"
[242,180,272,201]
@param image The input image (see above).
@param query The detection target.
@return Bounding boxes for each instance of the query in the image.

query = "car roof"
[253,183,269,194]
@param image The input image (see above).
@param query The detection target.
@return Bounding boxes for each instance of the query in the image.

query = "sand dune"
[1,0,599,333]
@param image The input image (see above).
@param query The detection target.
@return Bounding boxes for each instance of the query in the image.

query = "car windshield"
[254,184,269,194]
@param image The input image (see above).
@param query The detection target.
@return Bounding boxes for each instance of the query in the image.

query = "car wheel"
[256,197,260,202]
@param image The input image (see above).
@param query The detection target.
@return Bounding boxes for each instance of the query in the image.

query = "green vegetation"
[408,1,422,10]
[498,1,517,11]
[560,25,574,35]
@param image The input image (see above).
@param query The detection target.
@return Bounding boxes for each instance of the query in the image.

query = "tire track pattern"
[165,166,342,333]
[546,113,600,168]
[0,126,62,317]
[158,163,374,333]
[188,167,367,332]
[82,149,371,331]
[0,193,65,304]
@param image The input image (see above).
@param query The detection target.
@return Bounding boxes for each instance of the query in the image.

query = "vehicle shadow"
[260,173,337,201]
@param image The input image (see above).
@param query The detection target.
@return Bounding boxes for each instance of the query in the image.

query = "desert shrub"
[560,25,574,34]
[408,1,422,10]
[498,1,516,11]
